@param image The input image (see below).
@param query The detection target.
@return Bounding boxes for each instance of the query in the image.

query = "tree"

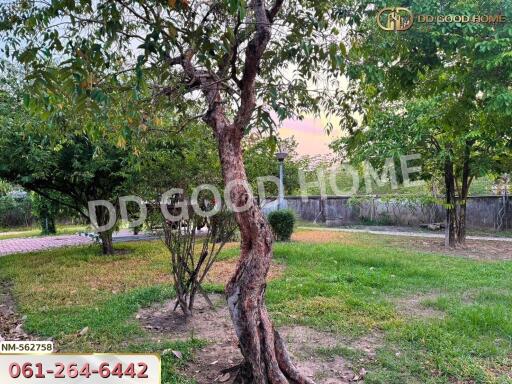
[135,124,222,202]
[0,88,136,254]
[1,0,349,381]
[332,0,512,247]
[31,193,59,235]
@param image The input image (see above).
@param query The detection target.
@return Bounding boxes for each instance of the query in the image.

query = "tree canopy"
[0,0,349,381]
[0,0,349,138]
[332,0,512,245]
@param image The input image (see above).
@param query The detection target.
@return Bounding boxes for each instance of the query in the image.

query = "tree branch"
[230,14,243,88]
[27,187,89,220]
[267,0,285,22]
[233,0,283,133]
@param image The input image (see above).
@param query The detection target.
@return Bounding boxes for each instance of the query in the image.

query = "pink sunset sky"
[279,116,342,157]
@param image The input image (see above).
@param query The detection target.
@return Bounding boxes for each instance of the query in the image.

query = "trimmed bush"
[267,209,295,241]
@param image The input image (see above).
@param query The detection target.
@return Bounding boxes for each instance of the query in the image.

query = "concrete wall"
[282,195,511,230]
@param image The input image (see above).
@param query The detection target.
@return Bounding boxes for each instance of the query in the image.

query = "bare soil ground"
[0,282,33,341]
[138,295,380,383]
[393,292,445,319]
[389,237,512,261]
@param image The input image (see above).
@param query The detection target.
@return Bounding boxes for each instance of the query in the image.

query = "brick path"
[0,235,94,256]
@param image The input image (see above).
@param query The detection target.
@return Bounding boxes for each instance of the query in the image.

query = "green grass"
[24,285,175,350]
[266,240,512,383]
[1,231,512,383]
[315,344,365,360]
[0,224,88,239]
[0,240,231,383]
[0,225,35,232]
[0,244,171,346]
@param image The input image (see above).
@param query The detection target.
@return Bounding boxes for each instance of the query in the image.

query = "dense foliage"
[332,0,512,245]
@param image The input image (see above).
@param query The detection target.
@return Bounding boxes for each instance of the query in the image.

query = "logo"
[377,7,507,31]
[377,7,414,31]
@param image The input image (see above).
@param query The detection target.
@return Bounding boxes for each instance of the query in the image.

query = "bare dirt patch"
[350,333,385,359]
[393,292,444,319]
[389,237,512,261]
[279,325,381,382]
[138,294,243,383]
[138,295,382,383]
[292,230,360,246]
[0,281,33,341]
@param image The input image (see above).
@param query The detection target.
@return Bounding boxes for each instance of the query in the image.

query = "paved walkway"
[0,231,160,257]
[0,235,94,256]
[298,226,512,243]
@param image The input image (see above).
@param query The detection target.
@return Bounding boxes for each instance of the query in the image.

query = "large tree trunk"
[455,142,472,245]
[36,196,57,235]
[176,0,311,379]
[99,230,114,255]
[217,133,313,384]
[97,205,114,255]
[444,156,457,248]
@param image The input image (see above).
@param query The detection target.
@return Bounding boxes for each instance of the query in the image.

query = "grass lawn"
[0,224,88,240]
[1,231,511,383]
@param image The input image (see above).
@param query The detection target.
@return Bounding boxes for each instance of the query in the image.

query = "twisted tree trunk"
[173,0,314,380]
[217,131,313,384]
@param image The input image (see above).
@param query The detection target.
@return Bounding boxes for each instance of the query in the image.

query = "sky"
[279,116,340,157]
[277,74,350,158]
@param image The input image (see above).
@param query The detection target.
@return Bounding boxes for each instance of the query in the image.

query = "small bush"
[268,209,295,241]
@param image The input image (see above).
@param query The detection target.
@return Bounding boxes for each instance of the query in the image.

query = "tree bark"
[456,142,472,245]
[99,230,114,255]
[218,133,313,384]
[444,155,457,248]
[97,205,115,255]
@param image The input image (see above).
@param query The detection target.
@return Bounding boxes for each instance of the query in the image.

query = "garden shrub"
[268,209,295,241]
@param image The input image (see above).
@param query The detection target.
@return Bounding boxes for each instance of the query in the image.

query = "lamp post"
[276,151,288,210]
